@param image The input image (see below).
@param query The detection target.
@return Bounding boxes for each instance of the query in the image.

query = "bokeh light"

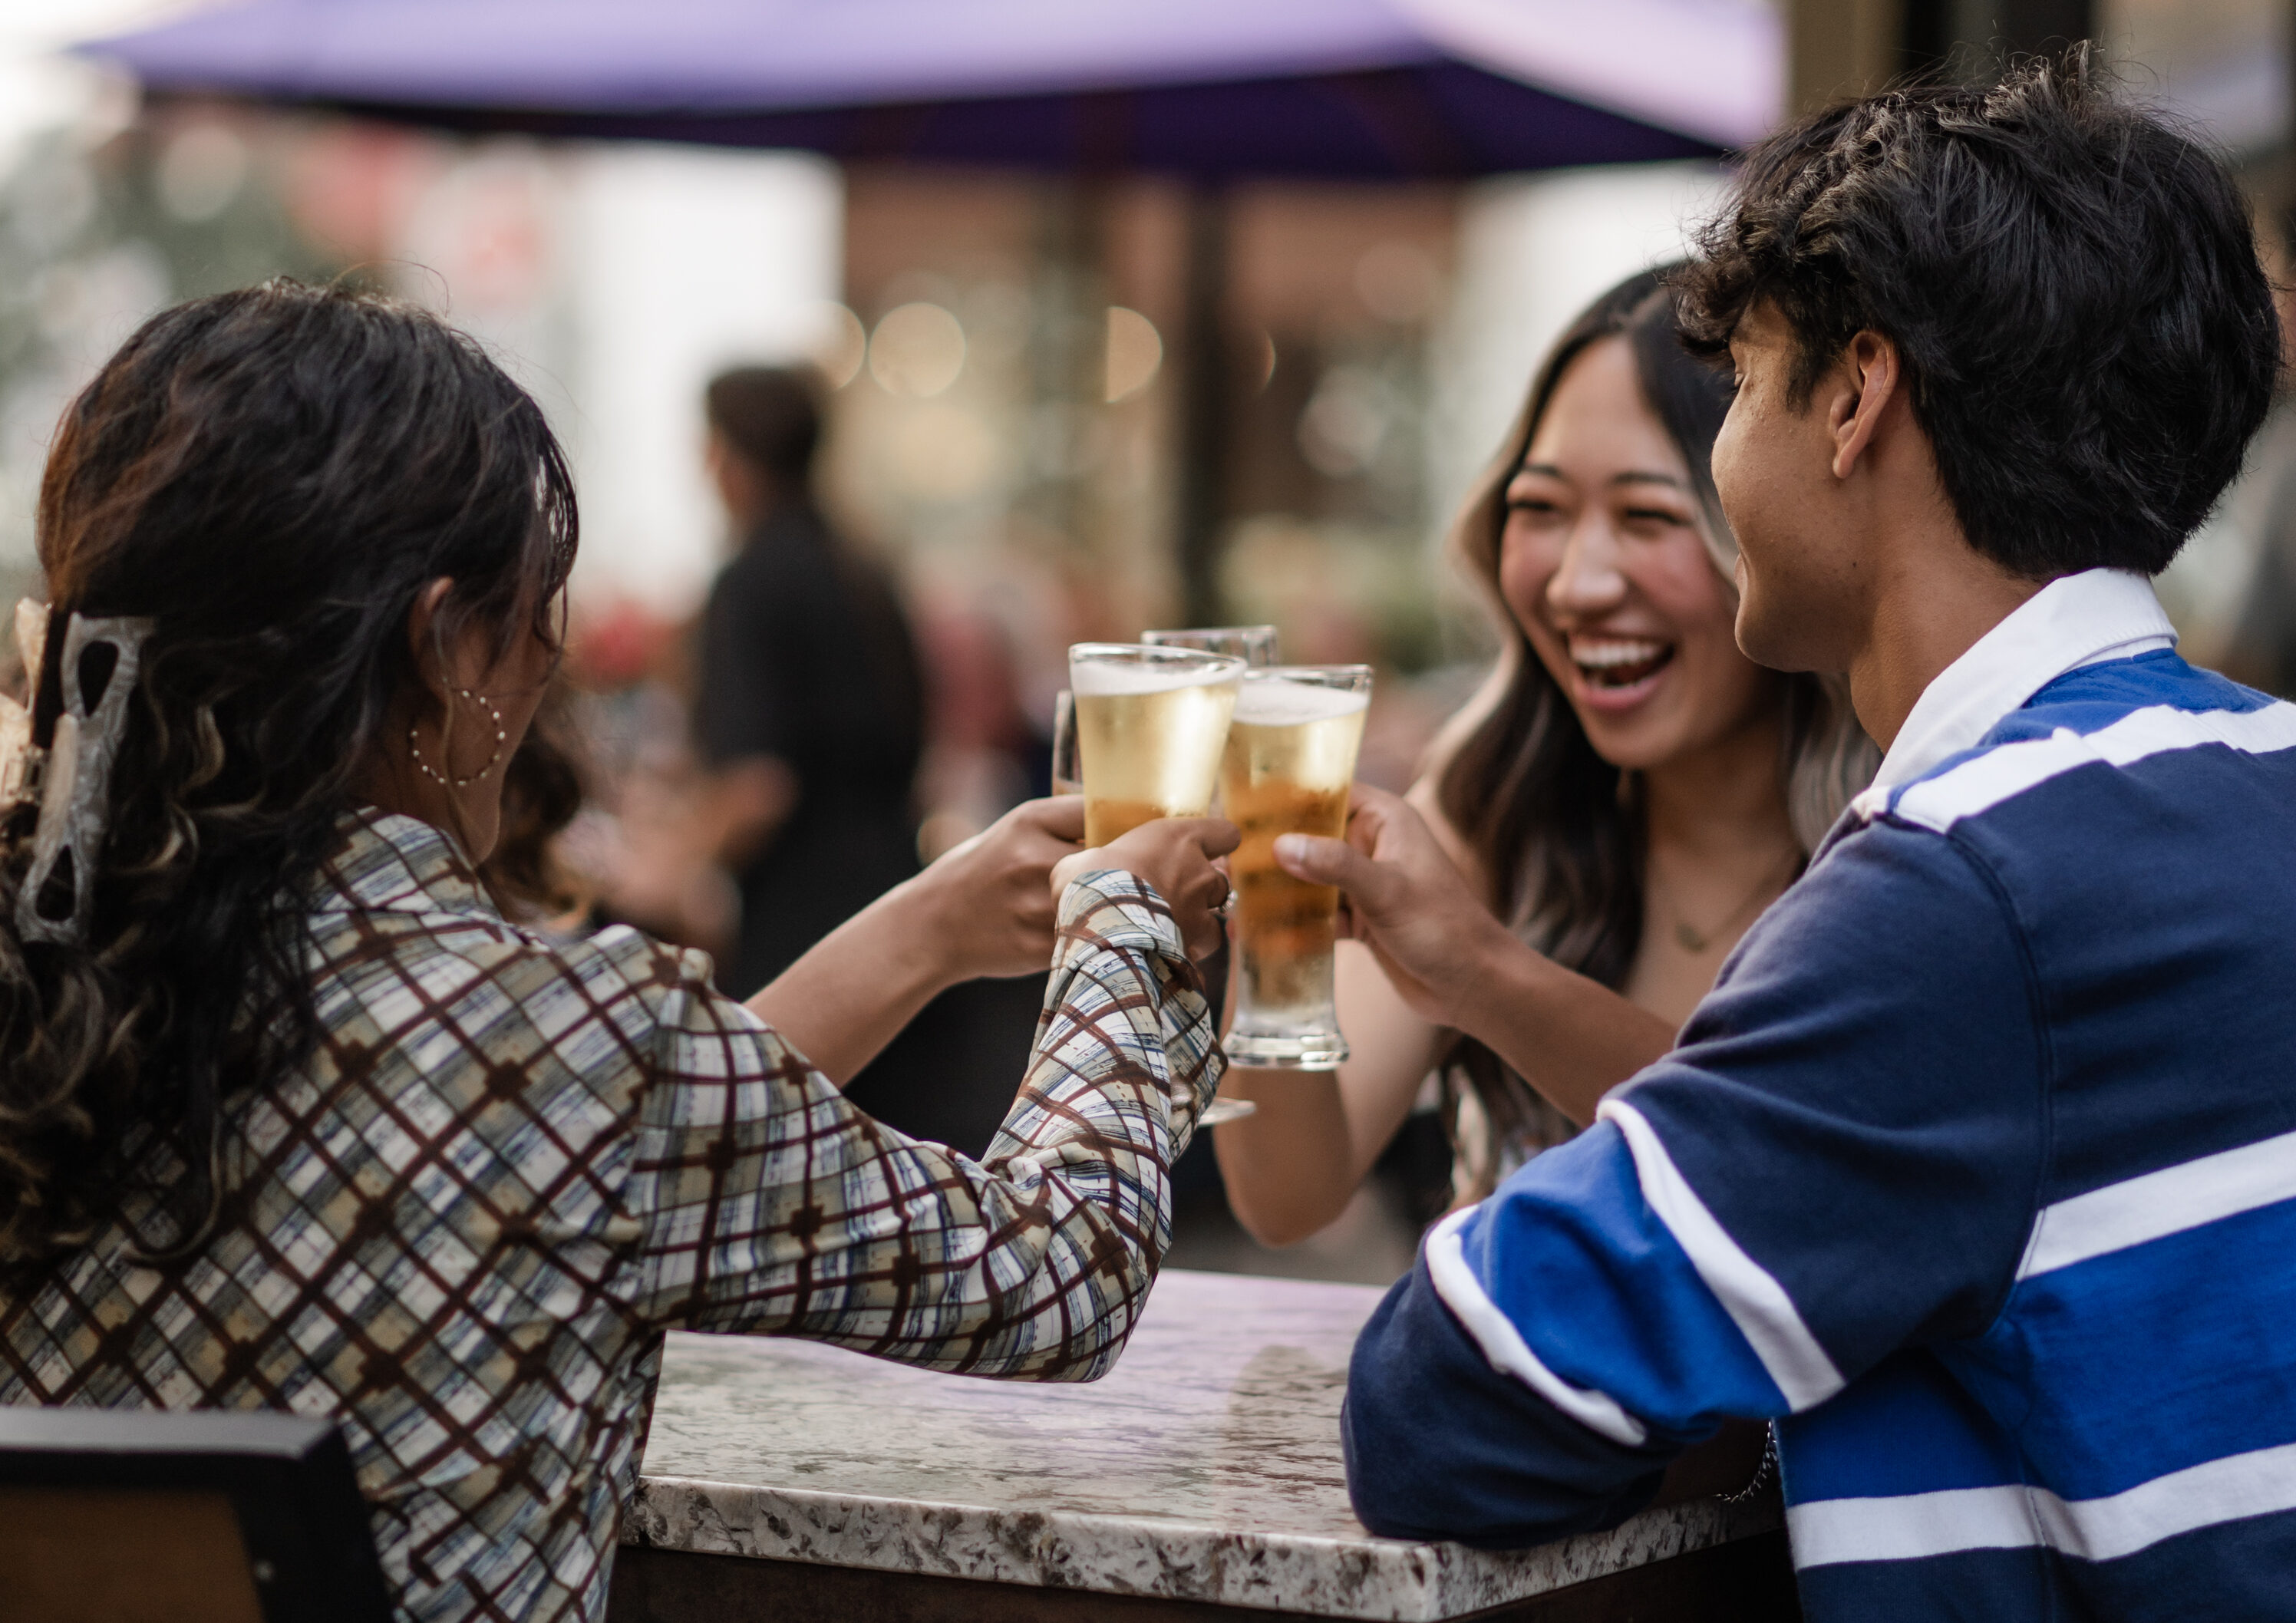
[806,300,868,388]
[155,120,249,223]
[886,401,1003,502]
[1353,239,1440,325]
[1103,305,1162,402]
[868,300,965,397]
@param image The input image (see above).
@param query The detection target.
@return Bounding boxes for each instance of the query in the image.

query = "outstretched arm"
[628,816,1242,1381]
[1214,783,1463,1249]
[747,796,1087,1083]
[1214,942,1446,1246]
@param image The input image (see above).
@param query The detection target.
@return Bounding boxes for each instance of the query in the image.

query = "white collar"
[1871,568,2177,790]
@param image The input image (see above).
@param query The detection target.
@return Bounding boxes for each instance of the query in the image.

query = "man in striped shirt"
[1306,53,2293,1621]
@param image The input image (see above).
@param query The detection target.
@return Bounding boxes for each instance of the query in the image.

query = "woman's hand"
[1276,786,1677,1121]
[909,797,1089,981]
[1273,785,1518,1032]
[1053,816,1240,962]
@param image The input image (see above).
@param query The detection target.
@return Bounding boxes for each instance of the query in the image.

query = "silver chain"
[1719,1422,1780,1506]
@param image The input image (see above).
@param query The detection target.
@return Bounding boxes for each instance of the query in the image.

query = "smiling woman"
[1214,267,1878,1248]
[1502,336,1776,767]
[1428,268,1875,1180]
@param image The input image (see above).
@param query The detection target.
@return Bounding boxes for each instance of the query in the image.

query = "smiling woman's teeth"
[1569,637,1674,688]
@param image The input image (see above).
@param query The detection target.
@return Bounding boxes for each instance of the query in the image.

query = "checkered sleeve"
[624,869,1222,1380]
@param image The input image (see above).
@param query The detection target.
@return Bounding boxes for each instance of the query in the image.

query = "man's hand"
[1054,816,1241,962]
[911,797,1089,981]
[1273,785,1515,1032]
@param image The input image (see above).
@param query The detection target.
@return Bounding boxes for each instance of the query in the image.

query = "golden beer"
[1068,645,1244,848]
[1222,667,1371,1068]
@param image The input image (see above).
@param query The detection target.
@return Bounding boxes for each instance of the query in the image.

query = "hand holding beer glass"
[1064,640,1259,1119]
[1222,666,1373,1069]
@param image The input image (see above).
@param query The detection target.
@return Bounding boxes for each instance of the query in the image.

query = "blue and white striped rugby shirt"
[1344,569,2296,1621]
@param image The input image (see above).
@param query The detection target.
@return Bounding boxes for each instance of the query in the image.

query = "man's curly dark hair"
[1675,47,2279,579]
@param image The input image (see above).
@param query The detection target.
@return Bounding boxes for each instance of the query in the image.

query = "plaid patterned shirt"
[0,809,1220,1622]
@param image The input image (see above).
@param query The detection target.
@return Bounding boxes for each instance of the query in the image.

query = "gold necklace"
[1668,849,1800,954]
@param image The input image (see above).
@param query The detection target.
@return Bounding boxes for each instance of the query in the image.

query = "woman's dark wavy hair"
[0,277,575,1275]
[1433,269,1875,1194]
[1676,48,2278,578]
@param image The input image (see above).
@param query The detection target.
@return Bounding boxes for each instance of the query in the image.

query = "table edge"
[623,1471,1783,1621]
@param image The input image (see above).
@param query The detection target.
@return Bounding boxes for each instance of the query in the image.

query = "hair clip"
[15,608,155,946]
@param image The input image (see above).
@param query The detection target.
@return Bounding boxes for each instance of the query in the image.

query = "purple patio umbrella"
[84,0,1779,180]
[87,0,1777,613]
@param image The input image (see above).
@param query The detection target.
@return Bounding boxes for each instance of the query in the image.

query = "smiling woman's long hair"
[1431,268,1875,1195]
[0,279,575,1278]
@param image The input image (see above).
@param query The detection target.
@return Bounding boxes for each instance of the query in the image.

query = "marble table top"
[626,1268,1779,1621]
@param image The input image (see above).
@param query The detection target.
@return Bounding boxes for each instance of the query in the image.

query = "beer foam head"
[1070,655,1240,696]
[1233,676,1371,725]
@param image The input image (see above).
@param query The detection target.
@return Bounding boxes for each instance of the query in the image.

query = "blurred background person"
[694,364,927,998]
[685,365,1059,1154]
[1213,269,1878,1247]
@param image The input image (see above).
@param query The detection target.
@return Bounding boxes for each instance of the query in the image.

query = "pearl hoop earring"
[409,688,508,789]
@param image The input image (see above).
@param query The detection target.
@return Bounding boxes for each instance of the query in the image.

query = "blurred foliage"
[0,113,343,576]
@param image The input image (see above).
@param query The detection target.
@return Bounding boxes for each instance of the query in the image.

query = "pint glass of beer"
[1067,644,1245,847]
[1223,665,1372,1068]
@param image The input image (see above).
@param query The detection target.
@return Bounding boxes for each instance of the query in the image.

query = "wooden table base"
[606,1531,1802,1623]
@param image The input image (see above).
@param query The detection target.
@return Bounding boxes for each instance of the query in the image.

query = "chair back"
[0,1406,392,1623]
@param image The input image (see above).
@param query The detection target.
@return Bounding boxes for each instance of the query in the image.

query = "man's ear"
[1827,330,1903,481]
[404,577,457,704]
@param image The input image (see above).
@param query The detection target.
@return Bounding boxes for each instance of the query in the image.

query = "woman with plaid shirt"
[0,279,1237,1623]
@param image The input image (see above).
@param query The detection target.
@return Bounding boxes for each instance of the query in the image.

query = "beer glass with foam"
[1222,665,1373,1068]
[1067,644,1245,848]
